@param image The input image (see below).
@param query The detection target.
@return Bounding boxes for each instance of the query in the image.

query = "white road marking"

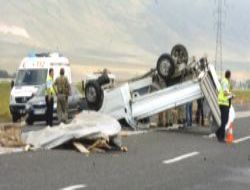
[163,152,200,164]
[60,184,87,190]
[203,133,216,139]
[233,136,250,144]
[120,130,148,136]
[0,147,24,155]
[236,111,250,119]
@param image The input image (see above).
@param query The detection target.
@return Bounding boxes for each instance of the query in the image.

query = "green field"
[233,90,250,104]
[0,82,11,122]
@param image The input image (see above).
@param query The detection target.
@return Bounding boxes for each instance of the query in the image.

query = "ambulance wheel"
[26,116,34,126]
[171,44,189,64]
[12,113,20,122]
[85,80,104,111]
[156,53,175,80]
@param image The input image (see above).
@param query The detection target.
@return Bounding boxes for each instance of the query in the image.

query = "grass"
[233,90,250,105]
[0,82,11,122]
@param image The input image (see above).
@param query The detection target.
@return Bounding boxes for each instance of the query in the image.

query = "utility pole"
[215,0,224,78]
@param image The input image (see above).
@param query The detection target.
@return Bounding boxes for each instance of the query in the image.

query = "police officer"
[216,70,232,142]
[54,68,70,124]
[45,68,56,126]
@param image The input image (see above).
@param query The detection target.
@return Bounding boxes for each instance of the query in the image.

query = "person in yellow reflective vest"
[216,70,233,142]
[45,68,56,126]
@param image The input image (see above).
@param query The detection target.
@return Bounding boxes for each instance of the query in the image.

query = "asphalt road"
[0,116,250,190]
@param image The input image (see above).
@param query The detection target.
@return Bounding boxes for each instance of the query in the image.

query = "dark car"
[25,84,86,125]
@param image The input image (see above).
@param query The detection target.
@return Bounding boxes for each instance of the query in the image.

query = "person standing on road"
[185,102,193,127]
[158,109,173,127]
[216,70,233,142]
[177,106,185,126]
[45,68,56,126]
[54,68,70,124]
[196,98,204,126]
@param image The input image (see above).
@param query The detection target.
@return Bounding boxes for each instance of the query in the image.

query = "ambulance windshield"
[15,69,48,86]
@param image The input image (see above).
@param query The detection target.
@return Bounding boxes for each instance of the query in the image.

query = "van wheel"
[26,117,34,126]
[12,113,20,122]
[85,80,104,111]
[171,44,189,65]
[157,53,175,80]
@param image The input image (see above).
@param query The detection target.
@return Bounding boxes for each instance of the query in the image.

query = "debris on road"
[73,142,90,155]
[0,123,24,147]
[21,111,127,154]
[0,123,27,155]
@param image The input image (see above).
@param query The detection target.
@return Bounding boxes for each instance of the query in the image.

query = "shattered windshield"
[15,69,48,86]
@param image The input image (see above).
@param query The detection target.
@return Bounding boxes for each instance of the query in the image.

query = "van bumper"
[9,104,26,116]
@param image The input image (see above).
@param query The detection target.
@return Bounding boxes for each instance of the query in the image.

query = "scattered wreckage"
[22,111,127,152]
[85,44,221,129]
[0,111,127,155]
[1,44,222,155]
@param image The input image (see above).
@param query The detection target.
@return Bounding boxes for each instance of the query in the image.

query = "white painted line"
[0,147,25,155]
[163,152,200,165]
[203,133,216,139]
[236,111,250,119]
[233,136,250,144]
[60,184,87,190]
[120,130,148,136]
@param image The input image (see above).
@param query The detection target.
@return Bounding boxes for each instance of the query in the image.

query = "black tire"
[85,80,104,111]
[156,53,175,80]
[12,113,20,122]
[171,44,189,65]
[26,116,34,125]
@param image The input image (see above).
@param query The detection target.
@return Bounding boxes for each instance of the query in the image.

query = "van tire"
[12,113,20,122]
[26,116,34,126]
[156,53,175,80]
[171,44,189,65]
[85,80,104,111]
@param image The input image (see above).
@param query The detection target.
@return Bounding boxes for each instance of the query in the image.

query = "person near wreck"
[216,70,233,142]
[45,68,56,126]
[54,68,70,124]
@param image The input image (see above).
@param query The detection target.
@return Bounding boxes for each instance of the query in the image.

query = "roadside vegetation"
[233,90,250,105]
[0,82,11,122]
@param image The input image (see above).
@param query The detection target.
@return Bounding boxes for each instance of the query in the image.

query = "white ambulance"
[9,52,72,122]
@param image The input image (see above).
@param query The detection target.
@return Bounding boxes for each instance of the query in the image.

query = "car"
[25,84,86,125]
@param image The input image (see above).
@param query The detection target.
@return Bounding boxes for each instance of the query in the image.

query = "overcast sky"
[0,0,249,80]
